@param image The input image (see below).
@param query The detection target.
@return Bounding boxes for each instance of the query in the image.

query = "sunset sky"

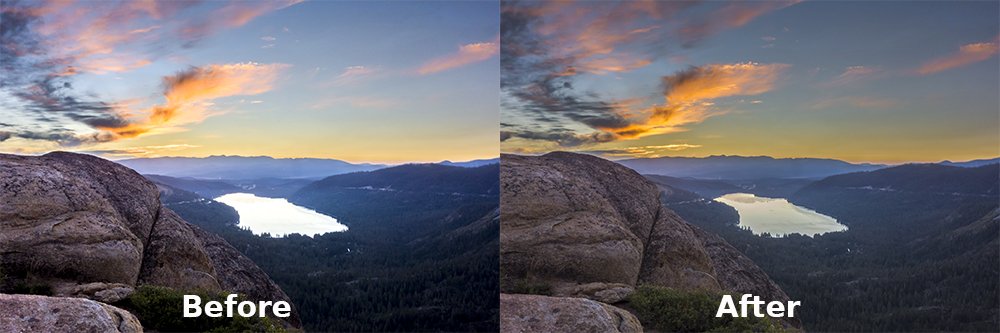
[500,1,999,164]
[1,1,499,164]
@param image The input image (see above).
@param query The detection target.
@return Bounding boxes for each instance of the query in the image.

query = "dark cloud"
[503,129,618,148]
[1,3,129,146]
[7,130,115,147]
[500,1,654,147]
[500,1,798,150]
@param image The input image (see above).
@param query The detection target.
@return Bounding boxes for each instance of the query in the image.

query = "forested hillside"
[154,164,500,331]
[659,164,999,331]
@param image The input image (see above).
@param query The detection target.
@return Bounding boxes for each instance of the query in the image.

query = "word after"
[184,294,291,318]
[716,294,800,318]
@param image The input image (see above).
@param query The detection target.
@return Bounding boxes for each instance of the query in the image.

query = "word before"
[716,294,800,318]
[184,294,291,318]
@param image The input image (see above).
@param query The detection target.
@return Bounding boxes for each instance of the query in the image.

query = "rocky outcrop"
[0,152,299,328]
[500,293,642,333]
[500,152,800,328]
[501,152,719,294]
[0,293,143,333]
[191,225,302,327]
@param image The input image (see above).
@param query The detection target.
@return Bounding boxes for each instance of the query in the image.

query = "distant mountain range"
[617,155,1000,180]
[118,155,500,180]
[118,155,385,179]
[938,157,1000,168]
[439,158,500,168]
[617,155,887,179]
[797,163,1000,197]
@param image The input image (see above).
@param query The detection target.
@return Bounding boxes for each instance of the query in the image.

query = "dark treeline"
[660,164,999,331]
[161,164,500,332]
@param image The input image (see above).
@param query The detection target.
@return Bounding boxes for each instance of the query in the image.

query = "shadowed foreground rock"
[0,293,143,333]
[500,152,801,329]
[500,293,642,333]
[0,152,300,328]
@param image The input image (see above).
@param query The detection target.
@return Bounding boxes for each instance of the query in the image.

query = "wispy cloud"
[811,96,899,109]
[583,143,702,158]
[679,1,802,40]
[83,143,202,158]
[1,1,300,148]
[822,66,882,86]
[327,66,382,86]
[500,1,798,150]
[418,39,499,75]
[502,62,790,147]
[917,38,1000,75]
[311,96,399,109]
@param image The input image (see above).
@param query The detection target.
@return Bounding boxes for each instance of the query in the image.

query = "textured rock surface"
[501,152,718,295]
[0,152,300,328]
[0,152,159,285]
[692,226,802,328]
[191,225,302,328]
[0,293,142,333]
[137,206,221,291]
[500,152,800,329]
[500,293,642,333]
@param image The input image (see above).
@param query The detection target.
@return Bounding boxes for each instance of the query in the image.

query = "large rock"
[0,152,300,328]
[501,152,718,294]
[500,293,642,333]
[0,293,142,333]
[500,152,800,329]
[0,152,159,285]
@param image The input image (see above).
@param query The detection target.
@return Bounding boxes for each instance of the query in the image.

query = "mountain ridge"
[616,155,887,179]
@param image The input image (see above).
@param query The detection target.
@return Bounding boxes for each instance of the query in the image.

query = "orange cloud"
[100,62,290,139]
[216,0,305,28]
[418,40,499,75]
[917,40,1000,75]
[663,62,791,104]
[162,62,290,105]
[596,62,790,140]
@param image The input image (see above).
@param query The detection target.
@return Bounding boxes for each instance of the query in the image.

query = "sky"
[499,1,1000,165]
[1,0,499,164]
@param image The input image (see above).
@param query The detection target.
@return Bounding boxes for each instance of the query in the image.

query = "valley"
[647,162,999,331]
[149,162,500,331]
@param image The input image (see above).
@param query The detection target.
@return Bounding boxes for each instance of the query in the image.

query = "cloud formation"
[584,143,702,158]
[327,66,382,86]
[811,96,899,109]
[102,62,290,138]
[821,66,882,86]
[500,1,797,151]
[1,1,300,148]
[917,39,999,75]
[84,143,202,158]
[418,39,499,75]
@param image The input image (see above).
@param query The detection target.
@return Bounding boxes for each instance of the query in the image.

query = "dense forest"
[653,163,999,331]
[156,163,500,332]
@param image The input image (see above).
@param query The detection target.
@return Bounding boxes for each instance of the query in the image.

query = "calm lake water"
[214,193,347,237]
[714,193,847,237]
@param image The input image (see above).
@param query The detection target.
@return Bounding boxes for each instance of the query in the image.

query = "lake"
[214,193,347,237]
[714,193,847,237]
